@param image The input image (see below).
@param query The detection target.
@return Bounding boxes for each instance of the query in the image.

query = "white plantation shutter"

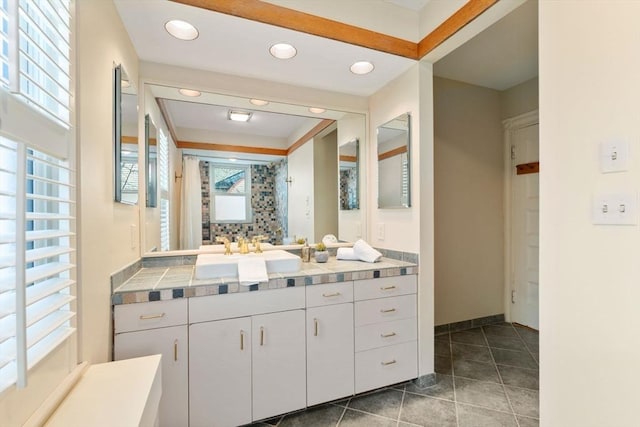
[12,0,71,127]
[1,0,9,87]
[159,128,170,251]
[0,138,75,391]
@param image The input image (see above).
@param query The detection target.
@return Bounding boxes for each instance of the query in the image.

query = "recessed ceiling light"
[350,61,375,75]
[229,158,237,162]
[250,99,270,106]
[165,19,199,41]
[308,107,326,114]
[179,88,201,97]
[228,110,253,122]
[269,43,297,59]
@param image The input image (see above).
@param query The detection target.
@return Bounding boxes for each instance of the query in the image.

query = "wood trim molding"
[176,140,288,156]
[417,0,499,57]
[378,145,407,161]
[339,155,357,162]
[287,119,335,155]
[171,0,418,59]
[121,136,138,144]
[516,161,539,175]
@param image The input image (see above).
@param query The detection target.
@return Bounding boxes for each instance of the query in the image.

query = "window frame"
[209,163,252,224]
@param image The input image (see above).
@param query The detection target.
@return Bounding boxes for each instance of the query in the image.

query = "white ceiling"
[116,0,537,149]
[433,0,538,90]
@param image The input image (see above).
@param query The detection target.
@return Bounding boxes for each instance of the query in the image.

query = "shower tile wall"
[340,168,358,210]
[200,160,287,244]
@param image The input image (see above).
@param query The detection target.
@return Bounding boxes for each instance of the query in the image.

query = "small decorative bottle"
[301,239,311,262]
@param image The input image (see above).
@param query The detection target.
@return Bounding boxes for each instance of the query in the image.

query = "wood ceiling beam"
[171,0,498,60]
[176,140,288,156]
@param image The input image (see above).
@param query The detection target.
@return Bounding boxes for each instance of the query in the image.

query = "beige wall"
[76,0,140,365]
[313,130,338,242]
[501,77,539,120]
[540,2,640,425]
[287,141,315,241]
[433,77,504,326]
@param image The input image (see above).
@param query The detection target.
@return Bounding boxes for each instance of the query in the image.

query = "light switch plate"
[377,223,385,240]
[592,193,637,225]
[600,140,629,173]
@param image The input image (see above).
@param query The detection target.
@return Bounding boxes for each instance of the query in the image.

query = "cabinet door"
[252,310,306,421]
[306,303,354,406]
[189,317,252,427]
[114,325,188,427]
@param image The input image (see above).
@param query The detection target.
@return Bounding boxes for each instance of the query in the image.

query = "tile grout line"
[483,325,521,427]
[449,330,460,427]
[335,397,350,427]
[396,386,406,427]
[513,327,539,367]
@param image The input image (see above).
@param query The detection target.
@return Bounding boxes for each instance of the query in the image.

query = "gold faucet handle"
[252,235,268,253]
[215,236,229,244]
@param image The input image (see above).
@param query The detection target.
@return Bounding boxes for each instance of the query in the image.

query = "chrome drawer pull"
[314,318,319,336]
[381,359,397,366]
[139,313,165,320]
[380,308,396,313]
[380,285,396,291]
[240,330,245,351]
[381,332,397,338]
[260,326,265,346]
[322,292,341,297]
[174,339,178,361]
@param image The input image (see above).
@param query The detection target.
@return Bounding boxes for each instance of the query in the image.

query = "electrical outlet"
[592,193,637,225]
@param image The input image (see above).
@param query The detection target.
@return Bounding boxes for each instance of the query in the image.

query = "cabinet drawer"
[306,282,353,308]
[354,275,416,301]
[189,286,305,324]
[355,341,417,394]
[354,294,416,327]
[114,299,188,333]
[355,317,417,352]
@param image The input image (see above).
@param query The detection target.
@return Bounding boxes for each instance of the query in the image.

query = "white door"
[252,310,306,421]
[306,303,354,406]
[511,123,540,330]
[189,317,252,427]
[114,326,189,427]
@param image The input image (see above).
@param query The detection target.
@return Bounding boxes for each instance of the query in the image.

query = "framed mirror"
[114,64,139,204]
[377,113,411,208]
[145,114,158,208]
[339,138,359,210]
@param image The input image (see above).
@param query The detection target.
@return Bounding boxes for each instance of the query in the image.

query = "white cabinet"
[189,317,252,427]
[188,291,306,426]
[114,300,188,427]
[354,275,418,393]
[306,303,354,406]
[252,310,306,420]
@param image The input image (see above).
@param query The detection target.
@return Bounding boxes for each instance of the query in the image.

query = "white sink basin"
[195,250,301,280]
[198,242,274,253]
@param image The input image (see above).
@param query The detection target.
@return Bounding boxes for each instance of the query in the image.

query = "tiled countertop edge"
[112,262,418,306]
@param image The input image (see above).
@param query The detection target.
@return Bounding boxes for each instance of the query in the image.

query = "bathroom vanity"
[112,256,418,427]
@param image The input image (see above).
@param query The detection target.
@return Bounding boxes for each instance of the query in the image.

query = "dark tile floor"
[250,323,539,427]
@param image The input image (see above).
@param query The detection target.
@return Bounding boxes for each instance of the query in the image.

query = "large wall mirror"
[141,84,366,254]
[114,65,139,204]
[339,138,359,210]
[377,113,411,208]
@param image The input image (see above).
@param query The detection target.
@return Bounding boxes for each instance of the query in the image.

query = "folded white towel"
[352,239,382,263]
[237,257,269,286]
[336,247,359,260]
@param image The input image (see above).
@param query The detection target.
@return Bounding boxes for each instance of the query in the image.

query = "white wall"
[313,130,338,242]
[540,2,640,425]
[433,77,504,326]
[287,141,314,241]
[501,76,538,120]
[369,66,421,253]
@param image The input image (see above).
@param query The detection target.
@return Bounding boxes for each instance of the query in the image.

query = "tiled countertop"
[112,257,417,305]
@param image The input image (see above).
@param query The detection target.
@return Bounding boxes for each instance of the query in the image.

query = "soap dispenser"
[301,239,311,263]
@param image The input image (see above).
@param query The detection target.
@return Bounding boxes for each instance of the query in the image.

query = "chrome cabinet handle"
[174,339,178,361]
[381,359,397,366]
[380,285,396,291]
[381,332,397,338]
[380,308,396,313]
[322,292,341,297]
[240,330,244,351]
[260,326,265,346]
[314,318,319,336]
[139,313,165,320]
